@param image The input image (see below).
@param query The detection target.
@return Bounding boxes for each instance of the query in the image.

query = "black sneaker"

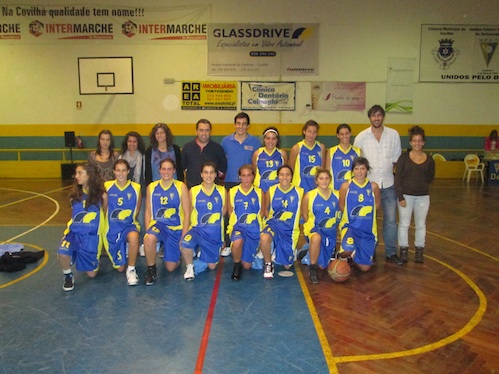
[231,262,242,281]
[386,254,404,266]
[145,265,157,286]
[309,265,319,284]
[63,273,74,292]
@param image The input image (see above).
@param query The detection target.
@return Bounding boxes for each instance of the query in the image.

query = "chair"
[432,153,446,161]
[462,154,485,183]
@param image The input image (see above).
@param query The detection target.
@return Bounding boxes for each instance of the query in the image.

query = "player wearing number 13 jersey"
[253,127,287,193]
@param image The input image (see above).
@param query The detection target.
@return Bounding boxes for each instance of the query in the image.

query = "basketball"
[327,259,351,283]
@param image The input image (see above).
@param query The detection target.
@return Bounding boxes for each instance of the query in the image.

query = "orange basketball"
[327,259,351,283]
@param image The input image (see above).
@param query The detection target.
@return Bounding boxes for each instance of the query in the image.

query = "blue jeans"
[380,186,398,256]
[398,194,430,248]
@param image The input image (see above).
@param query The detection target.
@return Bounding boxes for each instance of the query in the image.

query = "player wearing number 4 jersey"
[338,157,380,272]
[104,159,141,286]
[326,124,361,192]
[181,162,226,281]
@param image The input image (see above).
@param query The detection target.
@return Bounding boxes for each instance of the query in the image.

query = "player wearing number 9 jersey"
[326,124,361,192]
[181,162,226,281]
[338,157,380,272]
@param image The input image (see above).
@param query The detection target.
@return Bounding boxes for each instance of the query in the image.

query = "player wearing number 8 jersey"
[181,162,226,280]
[338,157,380,272]
[326,124,361,192]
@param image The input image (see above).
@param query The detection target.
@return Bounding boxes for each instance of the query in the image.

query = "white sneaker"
[139,244,145,257]
[220,246,231,257]
[184,264,195,281]
[263,262,274,279]
[126,268,139,286]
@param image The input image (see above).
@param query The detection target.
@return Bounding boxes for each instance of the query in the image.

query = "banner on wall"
[207,23,319,76]
[420,24,499,82]
[0,4,210,43]
[311,82,366,112]
[181,81,238,110]
[241,82,295,111]
[385,58,415,113]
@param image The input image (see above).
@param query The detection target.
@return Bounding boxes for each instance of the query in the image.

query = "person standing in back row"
[353,105,403,265]
[182,119,227,189]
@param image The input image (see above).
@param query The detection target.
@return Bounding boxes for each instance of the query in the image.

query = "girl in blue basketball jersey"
[252,127,288,193]
[301,168,340,284]
[227,164,264,281]
[103,159,141,286]
[288,120,326,194]
[338,157,380,272]
[260,165,303,279]
[143,158,191,286]
[58,162,107,291]
[325,124,361,192]
[181,162,226,281]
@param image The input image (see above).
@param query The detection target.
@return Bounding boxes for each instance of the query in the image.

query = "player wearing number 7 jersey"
[326,124,361,192]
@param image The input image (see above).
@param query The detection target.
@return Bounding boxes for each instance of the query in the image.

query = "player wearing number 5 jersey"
[338,157,380,272]
[253,126,288,193]
[326,124,361,192]
[181,162,226,281]
[104,159,141,286]
[289,120,326,194]
[143,158,191,286]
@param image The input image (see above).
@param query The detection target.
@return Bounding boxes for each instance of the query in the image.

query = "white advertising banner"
[0,4,210,44]
[241,82,295,111]
[208,23,319,76]
[420,24,499,83]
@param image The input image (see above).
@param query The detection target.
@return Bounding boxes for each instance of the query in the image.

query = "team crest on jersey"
[214,196,219,203]
[290,196,296,203]
[367,189,372,196]
[170,193,175,200]
[251,197,256,205]
[127,193,133,200]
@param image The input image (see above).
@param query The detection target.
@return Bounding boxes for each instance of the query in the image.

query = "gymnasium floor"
[1,178,498,373]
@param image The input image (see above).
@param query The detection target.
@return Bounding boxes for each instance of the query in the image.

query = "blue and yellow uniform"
[182,184,225,264]
[254,147,285,193]
[303,188,340,268]
[58,192,105,272]
[227,185,263,264]
[339,179,377,265]
[103,180,141,268]
[146,179,186,263]
[292,140,323,193]
[328,145,361,191]
[262,184,303,266]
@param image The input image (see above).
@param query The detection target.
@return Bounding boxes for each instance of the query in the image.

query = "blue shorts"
[230,228,259,264]
[58,231,100,272]
[182,226,222,264]
[262,224,295,266]
[106,226,137,268]
[306,229,336,268]
[340,227,376,266]
[146,224,182,263]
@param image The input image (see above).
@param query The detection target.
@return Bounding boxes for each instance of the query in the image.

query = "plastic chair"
[432,153,446,161]
[462,154,485,183]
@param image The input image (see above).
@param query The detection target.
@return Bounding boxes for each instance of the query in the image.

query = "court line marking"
[0,242,48,289]
[194,258,225,374]
[0,187,61,243]
[0,187,61,288]
[298,248,488,370]
[296,265,339,374]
